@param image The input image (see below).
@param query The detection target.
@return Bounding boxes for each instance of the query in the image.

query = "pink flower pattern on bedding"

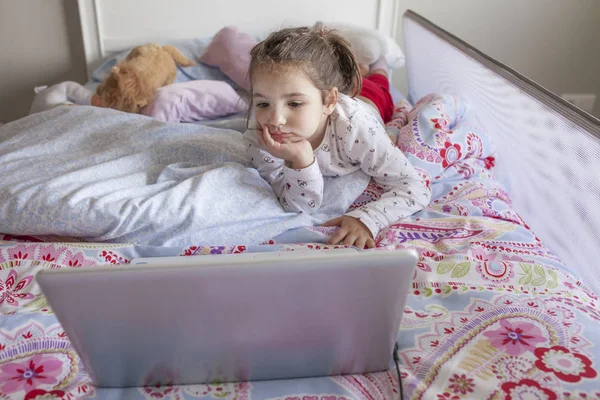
[1,94,598,399]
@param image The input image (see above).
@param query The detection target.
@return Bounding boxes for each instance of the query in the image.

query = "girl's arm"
[343,122,431,238]
[244,131,324,213]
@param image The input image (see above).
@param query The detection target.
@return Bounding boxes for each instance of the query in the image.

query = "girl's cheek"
[256,109,268,122]
[253,113,264,129]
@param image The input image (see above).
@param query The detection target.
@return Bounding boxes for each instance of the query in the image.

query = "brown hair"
[246,24,362,114]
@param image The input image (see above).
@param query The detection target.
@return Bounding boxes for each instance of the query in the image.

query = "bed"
[1,0,599,399]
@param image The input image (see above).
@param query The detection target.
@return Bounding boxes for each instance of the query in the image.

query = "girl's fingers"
[257,126,269,148]
[366,238,376,249]
[355,236,367,250]
[328,227,347,245]
[322,217,342,227]
[343,233,358,247]
[262,129,277,151]
[262,127,273,146]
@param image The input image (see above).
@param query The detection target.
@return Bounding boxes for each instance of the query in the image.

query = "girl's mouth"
[271,130,294,140]
[271,132,285,143]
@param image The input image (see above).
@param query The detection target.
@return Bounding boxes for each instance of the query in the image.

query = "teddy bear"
[95,43,196,114]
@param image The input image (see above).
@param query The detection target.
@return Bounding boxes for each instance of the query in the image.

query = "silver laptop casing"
[37,249,417,387]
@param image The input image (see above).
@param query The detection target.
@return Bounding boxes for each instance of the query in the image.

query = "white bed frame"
[77,0,399,77]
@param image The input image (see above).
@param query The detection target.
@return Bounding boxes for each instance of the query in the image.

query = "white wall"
[393,0,600,118]
[1,0,599,121]
[0,0,87,123]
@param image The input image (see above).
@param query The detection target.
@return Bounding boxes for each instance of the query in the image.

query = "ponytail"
[329,34,362,96]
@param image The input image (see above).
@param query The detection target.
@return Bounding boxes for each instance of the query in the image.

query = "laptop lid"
[37,249,417,387]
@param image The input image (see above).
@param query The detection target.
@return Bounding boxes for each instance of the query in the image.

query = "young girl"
[243,25,431,249]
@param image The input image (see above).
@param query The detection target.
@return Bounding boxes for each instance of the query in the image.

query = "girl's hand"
[257,126,314,169]
[323,216,376,249]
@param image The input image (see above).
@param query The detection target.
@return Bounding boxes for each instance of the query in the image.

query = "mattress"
[1,92,599,399]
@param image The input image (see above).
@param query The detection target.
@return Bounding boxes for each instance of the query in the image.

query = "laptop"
[37,248,418,388]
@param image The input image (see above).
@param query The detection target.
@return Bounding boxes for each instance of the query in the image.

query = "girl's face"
[251,67,337,148]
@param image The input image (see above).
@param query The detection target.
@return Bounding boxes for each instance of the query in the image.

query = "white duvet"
[0,106,369,245]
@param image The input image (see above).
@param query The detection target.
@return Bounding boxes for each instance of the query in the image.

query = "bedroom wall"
[1,1,599,122]
[0,0,87,123]
[393,0,600,118]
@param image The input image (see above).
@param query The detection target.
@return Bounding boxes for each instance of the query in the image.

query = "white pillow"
[325,22,406,69]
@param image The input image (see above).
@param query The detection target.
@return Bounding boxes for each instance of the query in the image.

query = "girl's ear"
[323,87,338,115]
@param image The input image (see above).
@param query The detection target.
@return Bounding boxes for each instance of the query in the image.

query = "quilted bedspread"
[0,94,598,400]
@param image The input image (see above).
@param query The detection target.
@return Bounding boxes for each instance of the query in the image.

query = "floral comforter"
[0,94,598,400]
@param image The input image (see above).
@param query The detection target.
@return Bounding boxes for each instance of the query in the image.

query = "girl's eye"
[289,102,303,108]
[255,102,269,109]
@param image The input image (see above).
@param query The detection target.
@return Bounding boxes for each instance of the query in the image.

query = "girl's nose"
[268,109,286,131]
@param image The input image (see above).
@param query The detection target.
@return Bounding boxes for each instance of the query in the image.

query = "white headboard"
[77,0,400,78]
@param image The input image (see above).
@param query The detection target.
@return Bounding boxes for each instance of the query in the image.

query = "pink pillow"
[198,26,258,91]
[142,80,247,122]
